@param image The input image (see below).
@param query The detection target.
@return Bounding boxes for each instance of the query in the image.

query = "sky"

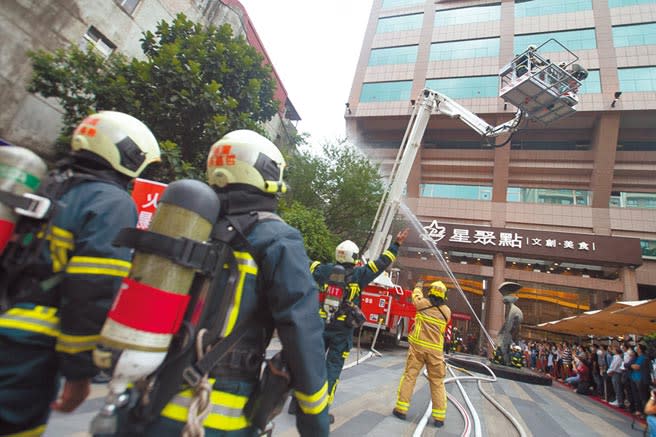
[237,0,374,147]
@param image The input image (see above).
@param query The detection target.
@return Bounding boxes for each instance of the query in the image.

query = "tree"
[28,13,279,181]
[284,139,384,250]
[279,201,336,263]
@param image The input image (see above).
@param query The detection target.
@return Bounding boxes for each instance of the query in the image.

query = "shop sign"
[422,220,642,267]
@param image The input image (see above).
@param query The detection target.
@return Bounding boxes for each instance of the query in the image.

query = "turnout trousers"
[323,326,353,404]
[0,335,59,436]
[395,344,446,421]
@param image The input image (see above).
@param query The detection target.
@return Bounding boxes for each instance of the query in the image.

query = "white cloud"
[237,0,373,146]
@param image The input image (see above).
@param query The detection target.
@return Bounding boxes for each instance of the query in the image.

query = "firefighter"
[128,129,330,436]
[393,280,451,428]
[308,229,408,421]
[0,111,161,436]
[511,344,524,368]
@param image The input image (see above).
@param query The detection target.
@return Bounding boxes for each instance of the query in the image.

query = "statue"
[497,281,523,366]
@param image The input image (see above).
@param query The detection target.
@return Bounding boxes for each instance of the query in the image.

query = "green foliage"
[28,13,278,182]
[279,201,336,263]
[284,139,384,249]
[643,332,656,360]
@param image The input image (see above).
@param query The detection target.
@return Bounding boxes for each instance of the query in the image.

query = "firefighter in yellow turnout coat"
[393,281,451,427]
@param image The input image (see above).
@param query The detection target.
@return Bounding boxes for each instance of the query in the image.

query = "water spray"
[399,203,497,351]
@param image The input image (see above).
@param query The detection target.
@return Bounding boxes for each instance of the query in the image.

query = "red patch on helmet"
[208,144,236,167]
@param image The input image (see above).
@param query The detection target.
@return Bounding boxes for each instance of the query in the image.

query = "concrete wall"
[0,0,292,160]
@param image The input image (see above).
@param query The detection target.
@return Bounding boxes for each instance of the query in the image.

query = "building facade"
[0,0,299,158]
[346,0,656,341]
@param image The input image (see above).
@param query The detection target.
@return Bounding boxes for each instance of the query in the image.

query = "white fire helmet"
[71,111,161,178]
[206,129,286,194]
[335,240,359,264]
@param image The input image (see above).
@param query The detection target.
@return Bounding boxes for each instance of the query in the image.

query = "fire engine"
[356,39,587,347]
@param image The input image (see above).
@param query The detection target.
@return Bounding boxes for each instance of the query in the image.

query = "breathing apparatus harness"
[323,263,366,329]
[0,159,128,310]
[107,190,292,435]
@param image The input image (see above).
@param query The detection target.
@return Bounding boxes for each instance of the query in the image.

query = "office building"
[346,0,656,339]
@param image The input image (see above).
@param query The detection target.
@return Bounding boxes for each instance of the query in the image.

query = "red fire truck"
[359,273,416,346]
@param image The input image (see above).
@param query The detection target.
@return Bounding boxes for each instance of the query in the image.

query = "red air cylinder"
[0,146,47,253]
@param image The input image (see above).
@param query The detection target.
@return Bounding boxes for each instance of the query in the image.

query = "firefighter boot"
[392,409,407,420]
[434,419,444,427]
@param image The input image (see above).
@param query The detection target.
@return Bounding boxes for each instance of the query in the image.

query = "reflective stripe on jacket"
[2,180,136,379]
[313,242,400,320]
[161,379,249,431]
[408,288,451,352]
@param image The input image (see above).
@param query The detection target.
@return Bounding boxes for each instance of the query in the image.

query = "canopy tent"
[534,299,656,337]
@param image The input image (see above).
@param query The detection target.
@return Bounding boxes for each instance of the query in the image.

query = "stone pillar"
[619,267,639,301]
[486,253,507,342]
[491,134,511,204]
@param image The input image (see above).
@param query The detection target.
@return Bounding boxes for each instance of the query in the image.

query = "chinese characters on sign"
[423,220,597,252]
[419,220,642,267]
[131,178,168,230]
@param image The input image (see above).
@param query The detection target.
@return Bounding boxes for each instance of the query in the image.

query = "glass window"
[369,45,418,66]
[578,69,601,94]
[514,0,592,18]
[382,0,424,9]
[609,0,656,7]
[618,141,656,151]
[423,140,488,149]
[640,240,656,259]
[376,13,424,33]
[612,23,656,47]
[609,191,656,208]
[430,38,500,61]
[511,141,589,150]
[115,0,140,15]
[514,29,597,52]
[81,26,116,58]
[507,187,591,205]
[360,81,413,102]
[420,183,492,201]
[618,67,656,92]
[426,76,498,99]
[435,4,501,26]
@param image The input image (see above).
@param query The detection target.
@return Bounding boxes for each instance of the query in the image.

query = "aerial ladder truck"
[358,40,588,347]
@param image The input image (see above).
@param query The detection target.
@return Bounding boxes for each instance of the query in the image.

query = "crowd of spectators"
[514,338,655,421]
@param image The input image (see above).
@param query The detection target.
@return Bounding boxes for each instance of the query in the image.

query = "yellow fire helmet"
[429,280,447,299]
[71,111,161,178]
[207,129,287,194]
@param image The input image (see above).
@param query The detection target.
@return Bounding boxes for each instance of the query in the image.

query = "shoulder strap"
[182,211,282,387]
[436,305,449,323]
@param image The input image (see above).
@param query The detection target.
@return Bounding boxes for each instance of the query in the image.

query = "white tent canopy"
[535,299,656,336]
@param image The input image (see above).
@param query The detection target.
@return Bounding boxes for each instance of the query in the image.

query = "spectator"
[562,342,573,380]
[567,354,590,395]
[631,344,651,417]
[625,345,639,414]
[590,344,603,396]
[608,347,625,408]
[530,343,538,370]
[601,344,613,401]
[555,344,564,380]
